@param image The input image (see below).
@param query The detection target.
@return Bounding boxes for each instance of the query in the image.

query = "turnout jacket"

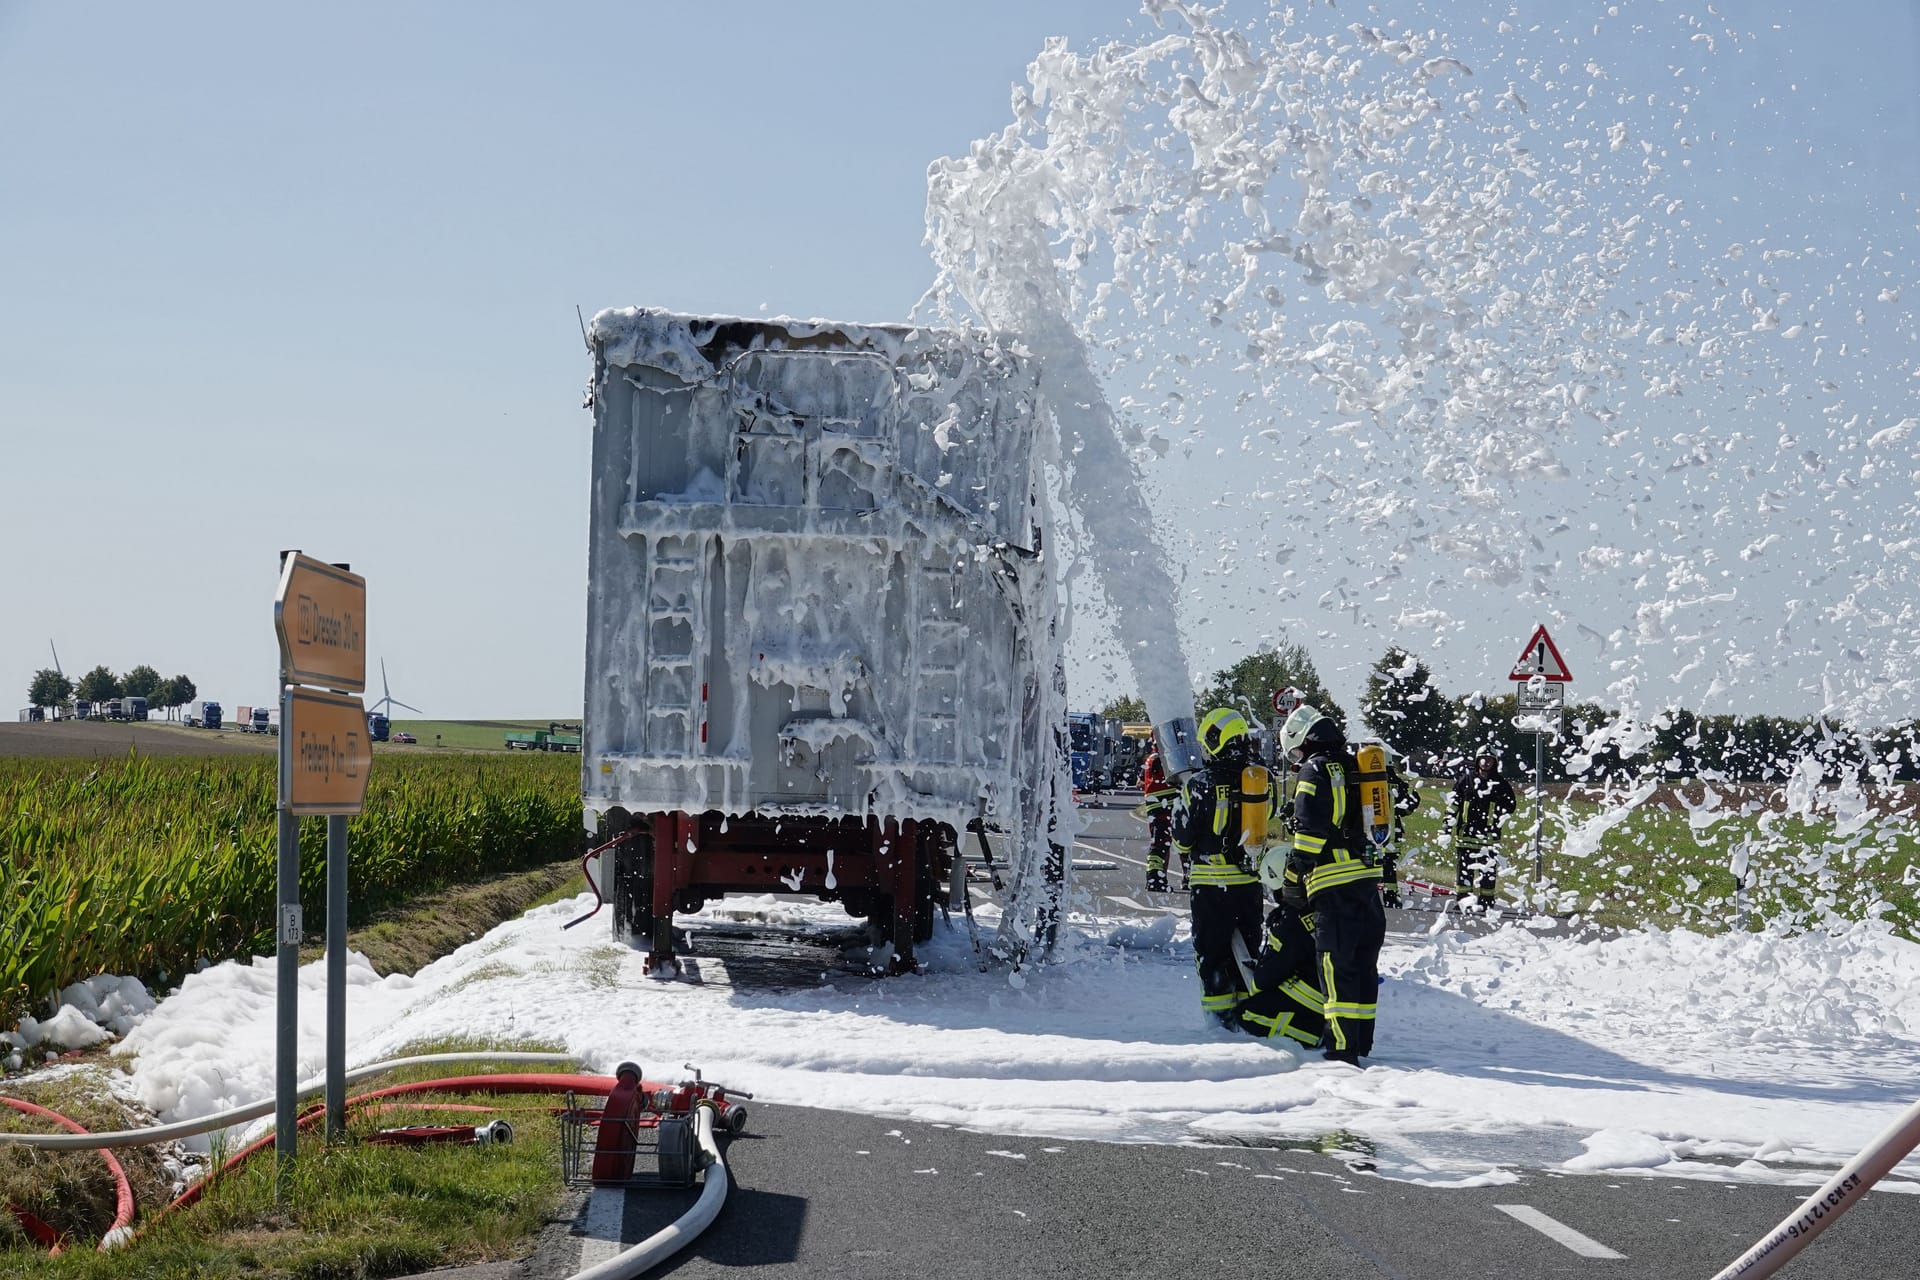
[1172,753,1274,887]
[1287,746,1382,900]
[1450,771,1517,845]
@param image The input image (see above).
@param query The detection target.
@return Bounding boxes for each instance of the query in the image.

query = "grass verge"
[303,859,587,977]
[1,1040,578,1279]
[1395,779,1919,937]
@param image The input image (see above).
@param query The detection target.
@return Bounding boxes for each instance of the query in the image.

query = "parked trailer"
[581,308,1064,974]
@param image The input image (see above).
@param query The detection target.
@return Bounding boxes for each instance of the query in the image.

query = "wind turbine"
[367,659,422,719]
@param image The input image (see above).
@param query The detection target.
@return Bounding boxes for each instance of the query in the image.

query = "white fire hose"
[571,1103,729,1280]
[1708,1094,1920,1279]
[0,1051,580,1151]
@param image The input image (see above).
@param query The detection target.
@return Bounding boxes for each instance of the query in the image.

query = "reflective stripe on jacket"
[1288,749,1380,899]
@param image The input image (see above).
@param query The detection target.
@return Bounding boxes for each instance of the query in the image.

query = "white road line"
[1105,894,1186,915]
[1074,838,1150,870]
[1493,1205,1626,1260]
[578,1185,627,1268]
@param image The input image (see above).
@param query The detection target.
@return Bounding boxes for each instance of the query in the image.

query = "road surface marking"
[1075,838,1149,869]
[578,1186,627,1268]
[1106,894,1185,914]
[1493,1205,1626,1259]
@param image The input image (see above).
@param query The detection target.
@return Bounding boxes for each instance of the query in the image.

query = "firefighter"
[1140,747,1183,892]
[1449,754,1516,911]
[1377,748,1422,909]
[1277,704,1386,1065]
[1236,874,1327,1047]
[1171,708,1273,1028]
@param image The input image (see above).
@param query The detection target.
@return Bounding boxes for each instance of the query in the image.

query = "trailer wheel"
[910,824,954,945]
[608,811,656,944]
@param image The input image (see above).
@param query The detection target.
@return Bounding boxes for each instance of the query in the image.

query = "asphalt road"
[465,793,1918,1279]
[506,1100,1918,1280]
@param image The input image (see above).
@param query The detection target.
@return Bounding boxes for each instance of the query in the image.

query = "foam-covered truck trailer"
[580,308,1066,973]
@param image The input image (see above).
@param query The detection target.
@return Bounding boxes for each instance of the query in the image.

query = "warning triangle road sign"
[1508,624,1573,682]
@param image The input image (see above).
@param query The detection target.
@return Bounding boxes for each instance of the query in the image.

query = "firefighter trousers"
[1145,811,1183,882]
[1455,838,1499,901]
[1191,881,1265,1024]
[1238,905,1325,1045]
[1310,883,1386,1059]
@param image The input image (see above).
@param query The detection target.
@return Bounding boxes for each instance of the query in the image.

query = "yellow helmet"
[1198,707,1250,757]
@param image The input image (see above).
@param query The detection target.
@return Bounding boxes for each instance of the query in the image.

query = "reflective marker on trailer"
[1493,1204,1626,1259]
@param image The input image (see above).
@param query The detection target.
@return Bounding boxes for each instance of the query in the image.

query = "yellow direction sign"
[275,555,367,693]
[283,688,372,815]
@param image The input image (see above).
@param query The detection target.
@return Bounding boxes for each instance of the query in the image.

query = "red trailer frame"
[603,808,954,975]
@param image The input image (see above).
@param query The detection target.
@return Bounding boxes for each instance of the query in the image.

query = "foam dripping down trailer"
[579,308,1068,974]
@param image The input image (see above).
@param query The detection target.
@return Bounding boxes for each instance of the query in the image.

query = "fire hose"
[573,1102,726,1280]
[1,1052,738,1278]
[0,1096,135,1253]
[0,1050,578,1151]
[1707,1094,1920,1280]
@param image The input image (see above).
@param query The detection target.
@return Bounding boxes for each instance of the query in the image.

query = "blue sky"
[2,2,1915,722]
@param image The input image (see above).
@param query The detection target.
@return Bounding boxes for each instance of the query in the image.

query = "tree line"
[1097,643,1920,785]
[27,664,200,719]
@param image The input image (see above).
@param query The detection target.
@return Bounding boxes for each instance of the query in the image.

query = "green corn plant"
[0,754,581,1030]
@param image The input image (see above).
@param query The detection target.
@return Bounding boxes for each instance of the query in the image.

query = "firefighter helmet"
[1197,707,1250,757]
[1278,704,1330,758]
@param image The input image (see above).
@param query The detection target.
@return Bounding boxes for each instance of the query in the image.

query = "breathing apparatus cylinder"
[1354,742,1392,852]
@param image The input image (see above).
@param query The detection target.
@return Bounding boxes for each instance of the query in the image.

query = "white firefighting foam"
[101,896,1920,1190]
[923,0,1920,929]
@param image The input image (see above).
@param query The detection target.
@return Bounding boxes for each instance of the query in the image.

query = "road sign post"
[272,552,370,1188]
[1508,627,1572,888]
[1269,687,1301,770]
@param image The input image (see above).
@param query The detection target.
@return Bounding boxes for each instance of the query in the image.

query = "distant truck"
[237,705,275,734]
[367,712,390,743]
[581,308,1060,974]
[74,699,93,720]
[183,700,223,729]
[507,722,582,752]
[103,697,148,722]
[1065,712,1121,791]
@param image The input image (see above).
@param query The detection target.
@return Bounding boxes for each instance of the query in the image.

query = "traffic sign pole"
[272,551,372,1189]
[1508,627,1573,899]
[326,814,347,1141]
[1534,728,1545,881]
[275,684,299,1193]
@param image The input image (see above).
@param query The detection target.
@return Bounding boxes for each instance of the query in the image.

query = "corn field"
[0,754,583,1031]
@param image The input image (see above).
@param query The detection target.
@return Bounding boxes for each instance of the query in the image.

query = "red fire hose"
[162,1072,627,1220]
[0,1096,136,1253]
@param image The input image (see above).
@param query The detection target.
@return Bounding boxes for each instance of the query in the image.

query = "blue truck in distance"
[1065,711,1117,792]
[367,712,390,743]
